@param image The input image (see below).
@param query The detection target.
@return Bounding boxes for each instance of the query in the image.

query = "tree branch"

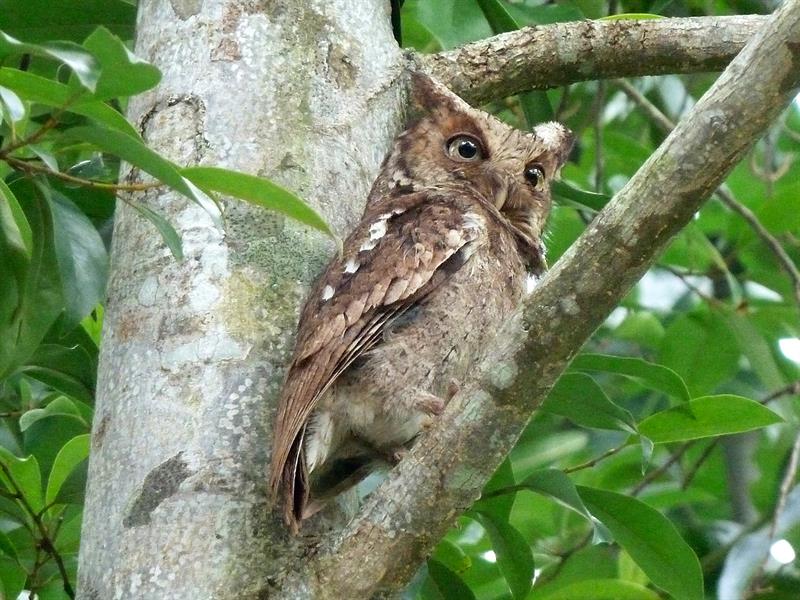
[278,2,800,597]
[414,15,771,103]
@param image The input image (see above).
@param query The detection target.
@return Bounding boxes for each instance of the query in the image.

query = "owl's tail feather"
[282,433,309,534]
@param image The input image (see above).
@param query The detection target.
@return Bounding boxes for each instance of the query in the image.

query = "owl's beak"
[494,182,509,210]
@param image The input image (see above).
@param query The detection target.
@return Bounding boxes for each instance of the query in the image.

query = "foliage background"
[0,0,798,598]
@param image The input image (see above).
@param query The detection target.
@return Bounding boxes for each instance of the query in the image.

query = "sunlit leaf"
[542,372,637,433]
[182,166,332,236]
[127,201,183,259]
[577,486,703,600]
[46,433,89,508]
[571,353,691,402]
[475,512,534,599]
[637,394,782,443]
[0,67,139,137]
[0,31,99,91]
[81,26,160,100]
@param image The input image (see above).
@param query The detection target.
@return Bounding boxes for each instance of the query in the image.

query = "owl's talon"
[417,392,445,416]
[447,379,460,399]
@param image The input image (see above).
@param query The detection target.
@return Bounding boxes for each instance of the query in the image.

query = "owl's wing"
[269,191,486,527]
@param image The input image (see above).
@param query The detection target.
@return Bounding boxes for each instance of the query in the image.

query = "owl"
[270,73,573,531]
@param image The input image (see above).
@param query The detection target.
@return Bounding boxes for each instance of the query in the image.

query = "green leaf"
[0,180,64,379]
[47,188,108,327]
[552,180,610,212]
[478,458,516,521]
[638,394,782,443]
[46,434,89,507]
[598,13,663,20]
[530,579,660,600]
[128,201,184,259]
[425,559,477,600]
[0,177,32,258]
[520,469,591,519]
[476,0,519,33]
[0,31,99,91]
[577,486,703,600]
[659,309,740,396]
[0,67,139,137]
[432,538,471,575]
[475,512,534,599]
[64,125,217,220]
[81,27,161,100]
[22,336,97,404]
[571,353,691,403]
[0,528,18,559]
[0,446,44,514]
[542,372,637,433]
[19,395,85,432]
[181,166,333,236]
[0,84,24,122]
[0,556,26,600]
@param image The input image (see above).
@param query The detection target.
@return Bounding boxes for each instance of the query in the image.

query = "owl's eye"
[524,164,545,188]
[446,135,484,162]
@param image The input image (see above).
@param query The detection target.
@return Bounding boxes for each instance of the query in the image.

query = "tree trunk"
[77,1,403,597]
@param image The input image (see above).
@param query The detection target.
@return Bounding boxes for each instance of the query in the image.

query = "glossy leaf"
[0,67,139,137]
[0,31,99,91]
[0,446,44,514]
[81,26,161,100]
[0,181,64,379]
[182,166,332,236]
[552,180,610,212]
[48,189,108,327]
[65,125,201,204]
[578,486,703,600]
[425,559,478,600]
[46,433,89,507]
[571,353,691,403]
[530,579,660,600]
[128,201,184,259]
[0,177,32,258]
[637,394,782,443]
[19,395,85,432]
[476,511,534,599]
[0,84,24,122]
[542,372,637,433]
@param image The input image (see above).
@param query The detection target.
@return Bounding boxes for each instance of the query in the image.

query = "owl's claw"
[416,392,445,416]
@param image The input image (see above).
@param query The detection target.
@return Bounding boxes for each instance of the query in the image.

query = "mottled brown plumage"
[270,73,574,531]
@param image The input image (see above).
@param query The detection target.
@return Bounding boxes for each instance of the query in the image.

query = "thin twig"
[563,444,627,474]
[0,461,75,598]
[746,430,800,596]
[3,156,162,193]
[616,78,800,313]
[594,82,606,193]
[631,441,694,496]
[0,91,84,156]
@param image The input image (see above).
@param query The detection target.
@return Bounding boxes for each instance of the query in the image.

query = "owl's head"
[374,73,574,264]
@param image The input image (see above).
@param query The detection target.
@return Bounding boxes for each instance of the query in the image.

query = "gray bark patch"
[123,453,193,527]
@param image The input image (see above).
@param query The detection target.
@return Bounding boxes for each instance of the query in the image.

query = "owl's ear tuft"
[409,72,468,117]
[533,121,575,168]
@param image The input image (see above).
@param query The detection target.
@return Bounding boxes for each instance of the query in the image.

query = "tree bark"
[77,1,404,598]
[415,14,772,103]
[77,1,800,598]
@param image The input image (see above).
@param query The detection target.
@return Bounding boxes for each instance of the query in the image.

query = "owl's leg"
[304,410,337,473]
